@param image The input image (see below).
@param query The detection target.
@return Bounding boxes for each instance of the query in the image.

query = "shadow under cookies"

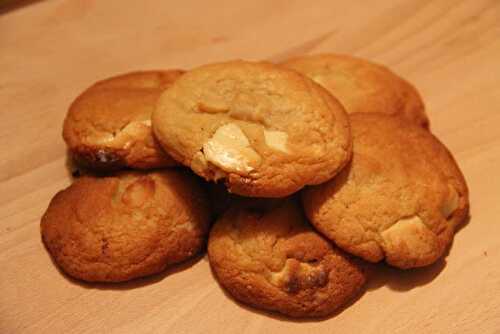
[47,249,205,291]
[65,150,82,180]
[367,212,472,292]
[366,258,446,292]
[64,150,119,180]
[65,150,101,180]
[0,0,45,15]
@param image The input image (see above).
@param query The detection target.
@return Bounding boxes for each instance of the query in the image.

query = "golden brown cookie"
[152,60,352,198]
[282,54,429,127]
[208,199,367,318]
[63,70,184,170]
[41,170,211,282]
[302,113,469,269]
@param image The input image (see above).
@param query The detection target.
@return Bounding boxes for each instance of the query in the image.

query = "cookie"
[63,70,184,170]
[152,60,352,198]
[208,199,367,318]
[282,54,429,127]
[302,113,469,269]
[41,169,211,282]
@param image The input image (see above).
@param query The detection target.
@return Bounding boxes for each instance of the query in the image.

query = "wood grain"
[1,0,499,333]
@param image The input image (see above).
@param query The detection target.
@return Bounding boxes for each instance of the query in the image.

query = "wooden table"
[1,1,499,333]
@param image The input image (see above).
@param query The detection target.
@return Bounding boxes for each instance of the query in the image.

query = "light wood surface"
[1,1,499,333]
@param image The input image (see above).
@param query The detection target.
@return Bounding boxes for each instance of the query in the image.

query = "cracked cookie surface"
[41,170,211,282]
[302,113,469,269]
[282,54,429,127]
[208,199,367,318]
[63,70,184,170]
[152,60,352,197]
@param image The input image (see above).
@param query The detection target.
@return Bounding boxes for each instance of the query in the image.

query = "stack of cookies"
[41,54,469,318]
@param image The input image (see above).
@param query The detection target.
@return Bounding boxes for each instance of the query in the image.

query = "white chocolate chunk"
[264,130,289,153]
[203,123,261,175]
[140,119,151,126]
[191,151,209,175]
[441,184,459,218]
[191,150,227,180]
[381,216,436,256]
[93,132,115,144]
[268,259,327,291]
[92,120,151,145]
[269,264,289,286]
[382,216,425,237]
[119,120,151,136]
[213,123,250,146]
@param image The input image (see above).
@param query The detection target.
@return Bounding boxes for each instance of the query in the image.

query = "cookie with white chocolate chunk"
[63,70,184,170]
[302,113,469,269]
[282,54,429,127]
[208,198,367,318]
[152,60,352,197]
[41,170,211,282]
